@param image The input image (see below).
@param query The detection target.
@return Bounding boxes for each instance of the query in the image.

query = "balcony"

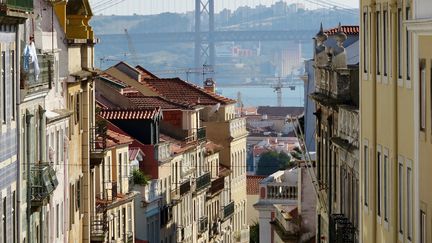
[266,185,297,200]
[197,127,206,141]
[195,172,211,192]
[207,176,224,197]
[156,142,171,163]
[30,163,58,207]
[90,216,107,242]
[223,201,234,219]
[0,0,33,18]
[90,124,107,167]
[180,179,191,196]
[21,53,54,95]
[160,205,173,227]
[229,117,247,138]
[329,214,356,243]
[198,216,208,234]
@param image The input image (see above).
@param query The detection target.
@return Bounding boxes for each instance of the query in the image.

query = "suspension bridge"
[90,0,358,83]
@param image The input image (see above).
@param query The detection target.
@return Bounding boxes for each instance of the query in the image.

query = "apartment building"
[310,24,359,242]
[91,120,135,243]
[359,0,417,241]
[405,1,432,242]
[253,167,316,243]
[0,1,32,242]
[94,62,248,242]
[53,0,98,242]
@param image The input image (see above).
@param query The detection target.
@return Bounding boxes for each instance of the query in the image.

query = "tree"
[256,151,292,176]
[132,169,150,186]
[249,221,259,243]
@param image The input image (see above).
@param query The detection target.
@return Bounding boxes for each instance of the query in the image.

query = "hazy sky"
[89,0,359,16]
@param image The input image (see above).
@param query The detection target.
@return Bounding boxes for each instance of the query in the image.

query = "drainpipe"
[16,23,21,243]
[26,112,33,243]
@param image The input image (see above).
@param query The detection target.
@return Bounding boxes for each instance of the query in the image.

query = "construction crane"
[124,28,139,66]
[152,65,214,83]
[270,77,284,107]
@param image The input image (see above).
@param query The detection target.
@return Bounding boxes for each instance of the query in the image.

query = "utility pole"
[195,0,215,85]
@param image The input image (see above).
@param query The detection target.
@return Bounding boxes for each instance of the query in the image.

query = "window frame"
[420,59,426,131]
[376,10,381,76]
[377,146,382,220]
[398,157,404,236]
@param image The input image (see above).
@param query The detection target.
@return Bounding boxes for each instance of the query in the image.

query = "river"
[217,85,304,107]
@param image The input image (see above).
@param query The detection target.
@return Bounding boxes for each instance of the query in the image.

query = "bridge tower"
[194,0,215,84]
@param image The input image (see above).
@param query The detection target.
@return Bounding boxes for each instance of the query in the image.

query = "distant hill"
[90,5,358,35]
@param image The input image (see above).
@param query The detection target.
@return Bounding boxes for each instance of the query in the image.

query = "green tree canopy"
[256,151,292,176]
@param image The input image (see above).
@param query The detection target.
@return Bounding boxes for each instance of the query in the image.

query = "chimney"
[204,78,216,93]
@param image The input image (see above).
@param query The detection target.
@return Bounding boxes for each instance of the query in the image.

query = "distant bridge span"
[123,30,316,43]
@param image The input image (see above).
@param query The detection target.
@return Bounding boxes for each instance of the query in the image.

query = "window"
[60,129,64,162]
[2,51,6,123]
[420,59,426,131]
[420,210,426,243]
[56,130,60,164]
[364,144,369,207]
[128,206,132,232]
[75,93,80,125]
[398,9,402,78]
[363,10,368,73]
[406,7,411,80]
[377,150,381,217]
[383,10,388,76]
[56,204,59,238]
[10,50,14,120]
[3,197,6,243]
[407,167,413,240]
[398,161,404,234]
[384,153,389,222]
[12,192,15,243]
[376,11,381,75]
[117,210,121,239]
[77,179,81,212]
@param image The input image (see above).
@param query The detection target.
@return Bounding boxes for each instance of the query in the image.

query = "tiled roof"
[325,25,359,36]
[141,78,236,105]
[99,108,161,120]
[124,93,194,110]
[257,106,304,117]
[135,65,158,79]
[129,147,145,161]
[98,73,129,88]
[247,175,266,195]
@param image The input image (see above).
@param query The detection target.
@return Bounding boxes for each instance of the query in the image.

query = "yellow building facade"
[360,0,416,242]
[406,3,432,242]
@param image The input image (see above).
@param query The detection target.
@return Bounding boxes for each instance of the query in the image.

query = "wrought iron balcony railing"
[208,176,224,197]
[30,162,58,207]
[21,53,54,94]
[197,127,206,141]
[198,216,208,234]
[180,179,191,196]
[90,123,107,167]
[223,201,235,219]
[195,172,211,192]
[0,0,33,16]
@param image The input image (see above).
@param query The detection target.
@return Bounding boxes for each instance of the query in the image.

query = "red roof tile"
[99,108,161,120]
[124,93,194,110]
[247,175,266,195]
[140,78,236,105]
[324,25,359,36]
[135,65,158,79]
